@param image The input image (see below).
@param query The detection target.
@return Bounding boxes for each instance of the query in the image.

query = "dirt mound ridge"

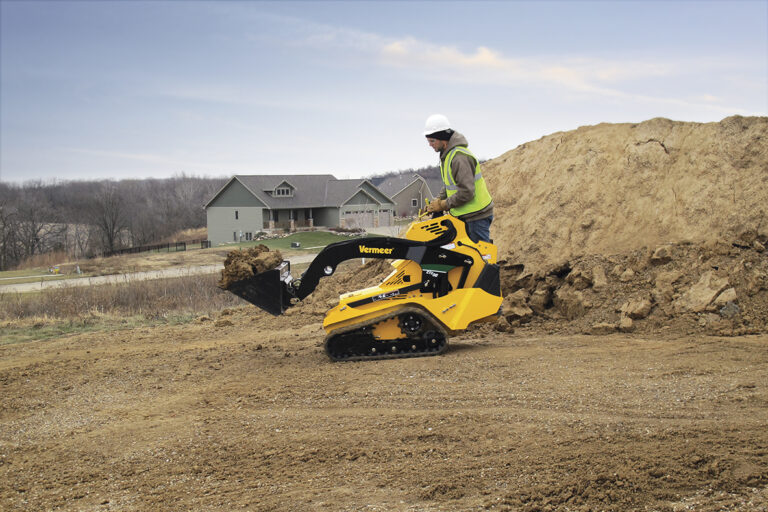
[484,115,768,269]
[495,237,768,336]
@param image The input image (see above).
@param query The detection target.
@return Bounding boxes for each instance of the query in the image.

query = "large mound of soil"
[484,115,768,269]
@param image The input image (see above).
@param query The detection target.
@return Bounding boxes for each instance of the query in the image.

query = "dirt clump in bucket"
[218,244,283,289]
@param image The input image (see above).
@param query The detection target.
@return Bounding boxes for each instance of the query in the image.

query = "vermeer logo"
[358,245,393,255]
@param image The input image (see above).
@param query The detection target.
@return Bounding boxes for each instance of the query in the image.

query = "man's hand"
[426,198,447,213]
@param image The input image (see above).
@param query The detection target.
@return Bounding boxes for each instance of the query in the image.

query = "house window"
[275,187,292,197]
[245,232,252,241]
[411,199,418,207]
[235,210,239,220]
[233,231,237,242]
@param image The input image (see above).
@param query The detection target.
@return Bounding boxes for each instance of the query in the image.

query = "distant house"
[204,175,396,244]
[373,173,444,218]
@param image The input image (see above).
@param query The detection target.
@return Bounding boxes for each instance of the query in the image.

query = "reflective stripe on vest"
[440,146,493,217]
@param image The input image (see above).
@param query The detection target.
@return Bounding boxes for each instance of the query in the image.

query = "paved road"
[0,254,318,294]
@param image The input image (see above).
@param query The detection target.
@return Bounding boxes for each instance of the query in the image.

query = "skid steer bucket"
[227,261,295,316]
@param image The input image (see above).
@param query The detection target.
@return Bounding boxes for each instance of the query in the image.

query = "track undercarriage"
[324,307,448,361]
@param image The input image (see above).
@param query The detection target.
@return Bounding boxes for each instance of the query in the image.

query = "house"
[204,175,396,244]
[373,173,444,218]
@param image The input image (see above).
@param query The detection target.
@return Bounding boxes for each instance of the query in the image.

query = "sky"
[1,0,766,183]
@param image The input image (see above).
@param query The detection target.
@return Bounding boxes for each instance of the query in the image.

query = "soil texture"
[219,245,284,289]
[1,307,767,511]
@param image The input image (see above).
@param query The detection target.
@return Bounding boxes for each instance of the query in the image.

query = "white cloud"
[380,37,674,89]
[375,37,751,114]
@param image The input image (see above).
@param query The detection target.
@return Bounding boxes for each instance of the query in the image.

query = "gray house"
[374,173,444,218]
[204,175,396,245]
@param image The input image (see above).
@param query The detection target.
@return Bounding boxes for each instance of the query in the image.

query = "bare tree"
[0,198,21,270]
[91,182,129,254]
[69,223,94,258]
[15,184,66,258]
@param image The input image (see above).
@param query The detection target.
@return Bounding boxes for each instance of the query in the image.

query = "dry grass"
[0,273,249,344]
[0,261,314,343]
[0,274,244,322]
[14,250,73,271]
[159,227,207,242]
[12,227,210,273]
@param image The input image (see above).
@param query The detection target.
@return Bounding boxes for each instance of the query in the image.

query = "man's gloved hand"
[426,198,447,213]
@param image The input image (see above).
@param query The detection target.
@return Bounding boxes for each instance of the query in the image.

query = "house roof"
[205,174,395,209]
[375,173,444,199]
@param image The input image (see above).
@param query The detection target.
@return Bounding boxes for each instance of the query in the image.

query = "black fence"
[101,239,211,258]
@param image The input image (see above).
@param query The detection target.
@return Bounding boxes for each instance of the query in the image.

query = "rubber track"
[323,306,449,362]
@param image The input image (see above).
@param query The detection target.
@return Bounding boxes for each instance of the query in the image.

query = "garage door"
[343,210,374,228]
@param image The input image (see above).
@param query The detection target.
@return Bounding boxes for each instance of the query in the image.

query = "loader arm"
[294,219,470,300]
[226,218,476,315]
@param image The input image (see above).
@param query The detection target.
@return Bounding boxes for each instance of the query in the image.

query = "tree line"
[0,175,227,270]
[0,167,447,271]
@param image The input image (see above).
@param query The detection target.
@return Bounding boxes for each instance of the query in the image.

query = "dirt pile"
[496,236,768,336]
[217,244,283,289]
[484,115,768,269]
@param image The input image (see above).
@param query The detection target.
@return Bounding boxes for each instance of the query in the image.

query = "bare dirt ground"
[1,306,767,512]
[2,116,767,511]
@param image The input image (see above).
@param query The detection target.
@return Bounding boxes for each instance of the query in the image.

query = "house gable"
[342,189,380,206]
[267,180,296,198]
[205,177,267,208]
[359,180,395,206]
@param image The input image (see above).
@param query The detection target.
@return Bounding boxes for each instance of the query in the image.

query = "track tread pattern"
[324,307,448,362]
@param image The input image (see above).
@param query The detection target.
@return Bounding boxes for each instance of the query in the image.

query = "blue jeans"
[465,215,493,243]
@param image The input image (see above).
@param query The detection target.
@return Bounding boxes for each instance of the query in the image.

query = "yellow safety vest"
[440,146,493,217]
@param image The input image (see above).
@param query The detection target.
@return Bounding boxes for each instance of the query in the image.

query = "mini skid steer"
[227,213,503,361]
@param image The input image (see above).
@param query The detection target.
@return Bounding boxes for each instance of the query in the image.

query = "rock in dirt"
[619,268,636,282]
[674,271,730,313]
[650,245,674,265]
[566,266,593,290]
[554,287,589,320]
[218,244,284,289]
[720,301,741,318]
[591,265,608,291]
[713,287,737,306]
[619,316,634,332]
[528,286,552,314]
[590,322,617,335]
[502,289,534,323]
[620,297,653,319]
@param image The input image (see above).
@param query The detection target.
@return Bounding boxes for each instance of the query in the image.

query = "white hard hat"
[423,114,451,136]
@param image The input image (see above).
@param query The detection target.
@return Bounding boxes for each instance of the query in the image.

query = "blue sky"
[1,0,766,183]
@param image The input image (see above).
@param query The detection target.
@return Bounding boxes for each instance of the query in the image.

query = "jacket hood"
[441,131,469,159]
